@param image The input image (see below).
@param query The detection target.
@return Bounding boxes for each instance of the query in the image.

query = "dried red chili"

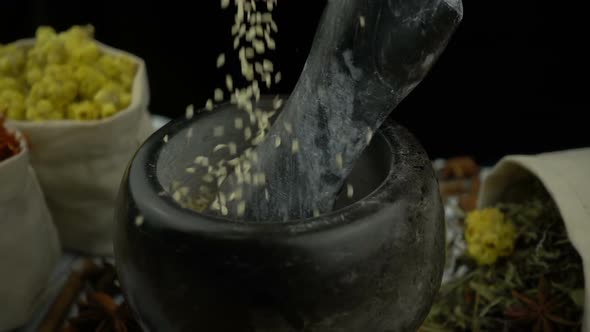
[0,113,21,162]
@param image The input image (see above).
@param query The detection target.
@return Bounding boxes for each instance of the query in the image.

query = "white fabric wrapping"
[478,148,590,331]
[0,129,60,331]
[9,39,154,255]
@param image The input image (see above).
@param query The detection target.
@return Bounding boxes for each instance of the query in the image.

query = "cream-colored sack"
[9,40,154,255]
[0,129,60,331]
[478,148,590,331]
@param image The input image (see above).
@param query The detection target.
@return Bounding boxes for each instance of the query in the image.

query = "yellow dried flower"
[68,41,101,64]
[35,26,57,44]
[100,103,118,118]
[2,25,137,121]
[68,101,100,120]
[0,89,26,120]
[0,45,26,76]
[25,66,43,85]
[26,99,65,121]
[75,65,107,99]
[465,208,517,265]
[0,77,25,93]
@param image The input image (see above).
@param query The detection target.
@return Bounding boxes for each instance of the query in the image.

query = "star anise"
[505,275,579,331]
[87,260,121,296]
[64,291,141,332]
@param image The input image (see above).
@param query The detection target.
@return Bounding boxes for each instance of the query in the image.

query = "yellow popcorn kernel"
[75,65,107,99]
[67,101,100,120]
[0,89,26,120]
[464,208,517,265]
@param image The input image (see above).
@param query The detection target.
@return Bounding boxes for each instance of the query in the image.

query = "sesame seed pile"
[167,0,284,217]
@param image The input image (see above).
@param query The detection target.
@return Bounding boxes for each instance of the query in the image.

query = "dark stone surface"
[220,0,463,221]
[114,108,445,332]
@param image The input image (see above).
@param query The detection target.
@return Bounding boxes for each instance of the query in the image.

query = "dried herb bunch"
[422,178,584,331]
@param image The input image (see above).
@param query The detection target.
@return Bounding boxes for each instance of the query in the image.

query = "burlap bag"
[9,39,154,255]
[0,128,60,331]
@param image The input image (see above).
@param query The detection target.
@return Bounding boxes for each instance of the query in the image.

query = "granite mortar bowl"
[114,97,446,332]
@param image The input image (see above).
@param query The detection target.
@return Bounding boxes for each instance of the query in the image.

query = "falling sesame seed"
[186,167,196,174]
[292,139,299,154]
[221,0,230,9]
[217,53,226,68]
[135,216,144,226]
[273,96,283,110]
[163,135,169,143]
[263,59,274,72]
[214,126,225,137]
[284,122,293,134]
[336,153,343,170]
[264,188,269,201]
[359,16,366,28]
[275,72,282,83]
[253,39,265,53]
[187,128,193,139]
[347,184,354,198]
[226,75,234,91]
[185,104,194,119]
[244,127,252,140]
[274,136,281,148]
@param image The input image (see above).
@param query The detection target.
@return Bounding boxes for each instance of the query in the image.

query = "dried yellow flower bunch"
[465,208,518,265]
[0,25,137,121]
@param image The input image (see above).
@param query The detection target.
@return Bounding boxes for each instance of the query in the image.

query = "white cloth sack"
[478,148,590,331]
[0,129,61,331]
[9,39,154,255]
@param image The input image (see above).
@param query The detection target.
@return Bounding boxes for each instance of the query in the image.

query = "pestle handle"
[222,0,463,221]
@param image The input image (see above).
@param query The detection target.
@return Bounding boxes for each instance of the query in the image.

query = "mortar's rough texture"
[114,108,445,331]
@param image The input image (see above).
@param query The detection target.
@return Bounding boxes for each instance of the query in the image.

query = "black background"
[1,0,587,165]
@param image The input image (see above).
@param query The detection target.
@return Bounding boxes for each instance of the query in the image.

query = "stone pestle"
[220,0,464,221]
